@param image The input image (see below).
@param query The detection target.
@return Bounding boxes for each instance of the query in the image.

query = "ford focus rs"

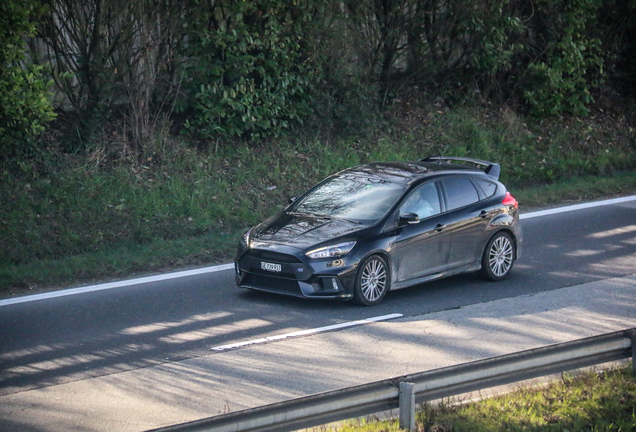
[235,156,522,305]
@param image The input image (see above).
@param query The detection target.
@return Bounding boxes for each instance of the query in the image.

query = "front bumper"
[235,246,356,300]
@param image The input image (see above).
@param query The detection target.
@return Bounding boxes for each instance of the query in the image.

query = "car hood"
[252,212,368,249]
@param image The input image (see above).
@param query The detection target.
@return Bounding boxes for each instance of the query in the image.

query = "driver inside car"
[400,183,440,219]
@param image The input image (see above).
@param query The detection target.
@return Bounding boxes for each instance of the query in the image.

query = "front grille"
[247,249,302,263]
[239,254,311,282]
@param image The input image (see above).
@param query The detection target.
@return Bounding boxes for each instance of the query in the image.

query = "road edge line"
[0,264,235,307]
[3,194,636,306]
[520,195,636,219]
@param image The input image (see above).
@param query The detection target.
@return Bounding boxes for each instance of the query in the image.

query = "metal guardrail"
[149,328,636,432]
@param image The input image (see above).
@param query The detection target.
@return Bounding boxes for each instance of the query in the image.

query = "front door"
[394,182,451,282]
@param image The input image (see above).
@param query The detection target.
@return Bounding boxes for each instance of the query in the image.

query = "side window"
[473,179,497,199]
[442,178,480,211]
[399,182,441,219]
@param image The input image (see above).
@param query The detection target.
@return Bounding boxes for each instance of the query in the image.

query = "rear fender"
[484,226,520,261]
[488,213,515,228]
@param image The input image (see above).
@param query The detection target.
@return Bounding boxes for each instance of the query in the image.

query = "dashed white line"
[211,313,404,351]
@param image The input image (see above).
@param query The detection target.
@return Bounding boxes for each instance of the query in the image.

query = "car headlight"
[306,241,356,259]
[241,228,254,248]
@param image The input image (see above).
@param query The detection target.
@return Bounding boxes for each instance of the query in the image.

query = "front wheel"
[480,232,515,281]
[353,255,390,306]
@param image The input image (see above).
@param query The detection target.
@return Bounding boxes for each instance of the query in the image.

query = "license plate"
[260,261,282,273]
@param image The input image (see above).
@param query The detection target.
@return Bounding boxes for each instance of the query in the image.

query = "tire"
[353,255,390,306]
[480,231,515,281]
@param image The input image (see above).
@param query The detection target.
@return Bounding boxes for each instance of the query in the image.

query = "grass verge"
[328,363,636,432]
[1,103,635,296]
[0,230,241,297]
[513,170,636,209]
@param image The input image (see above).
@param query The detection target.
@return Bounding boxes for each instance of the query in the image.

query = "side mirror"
[399,212,420,225]
[288,196,297,205]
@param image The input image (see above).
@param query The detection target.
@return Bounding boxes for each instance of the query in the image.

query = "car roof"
[339,161,494,185]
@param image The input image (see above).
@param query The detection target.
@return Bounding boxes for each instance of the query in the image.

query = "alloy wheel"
[359,257,388,304]
[488,235,514,277]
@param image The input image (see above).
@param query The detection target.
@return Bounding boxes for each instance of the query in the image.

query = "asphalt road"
[1,197,636,431]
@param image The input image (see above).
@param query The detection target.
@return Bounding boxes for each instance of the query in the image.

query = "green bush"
[521,0,604,116]
[181,0,318,140]
[0,65,54,158]
[0,0,55,164]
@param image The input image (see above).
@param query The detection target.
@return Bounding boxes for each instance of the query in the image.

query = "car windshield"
[290,174,406,223]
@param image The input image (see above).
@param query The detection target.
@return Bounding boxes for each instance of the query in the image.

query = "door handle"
[479,210,489,218]
[434,224,446,232]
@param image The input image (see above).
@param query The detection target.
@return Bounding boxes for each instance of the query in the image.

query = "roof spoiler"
[421,156,501,180]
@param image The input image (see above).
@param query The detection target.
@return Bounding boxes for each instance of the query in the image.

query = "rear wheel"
[480,232,515,281]
[353,255,390,306]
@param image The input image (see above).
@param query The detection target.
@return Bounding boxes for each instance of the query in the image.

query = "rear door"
[440,177,496,269]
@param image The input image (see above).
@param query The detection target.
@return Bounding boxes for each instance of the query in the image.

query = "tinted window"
[399,182,441,219]
[291,175,406,222]
[473,179,497,198]
[443,178,480,210]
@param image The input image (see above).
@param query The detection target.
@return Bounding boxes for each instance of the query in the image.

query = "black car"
[235,156,522,305]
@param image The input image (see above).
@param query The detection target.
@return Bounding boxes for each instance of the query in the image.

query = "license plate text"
[261,262,282,272]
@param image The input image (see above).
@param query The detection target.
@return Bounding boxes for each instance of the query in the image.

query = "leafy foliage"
[0,0,55,164]
[181,0,318,140]
[16,0,636,153]
[521,0,605,116]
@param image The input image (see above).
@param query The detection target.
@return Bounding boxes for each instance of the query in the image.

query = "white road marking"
[519,195,636,220]
[0,264,235,307]
[211,313,404,351]
[2,194,635,307]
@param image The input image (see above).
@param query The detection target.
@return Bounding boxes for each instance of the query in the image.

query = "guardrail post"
[399,381,416,431]
[628,330,636,376]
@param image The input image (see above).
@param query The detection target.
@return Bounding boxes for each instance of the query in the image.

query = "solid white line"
[0,264,235,307]
[211,313,404,351]
[3,194,636,307]
[520,195,636,220]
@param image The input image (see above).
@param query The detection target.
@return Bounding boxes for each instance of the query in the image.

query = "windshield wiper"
[335,217,362,224]
[287,211,362,225]
[287,211,332,220]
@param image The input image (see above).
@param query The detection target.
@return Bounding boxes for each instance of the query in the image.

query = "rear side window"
[473,179,497,198]
[442,178,480,210]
